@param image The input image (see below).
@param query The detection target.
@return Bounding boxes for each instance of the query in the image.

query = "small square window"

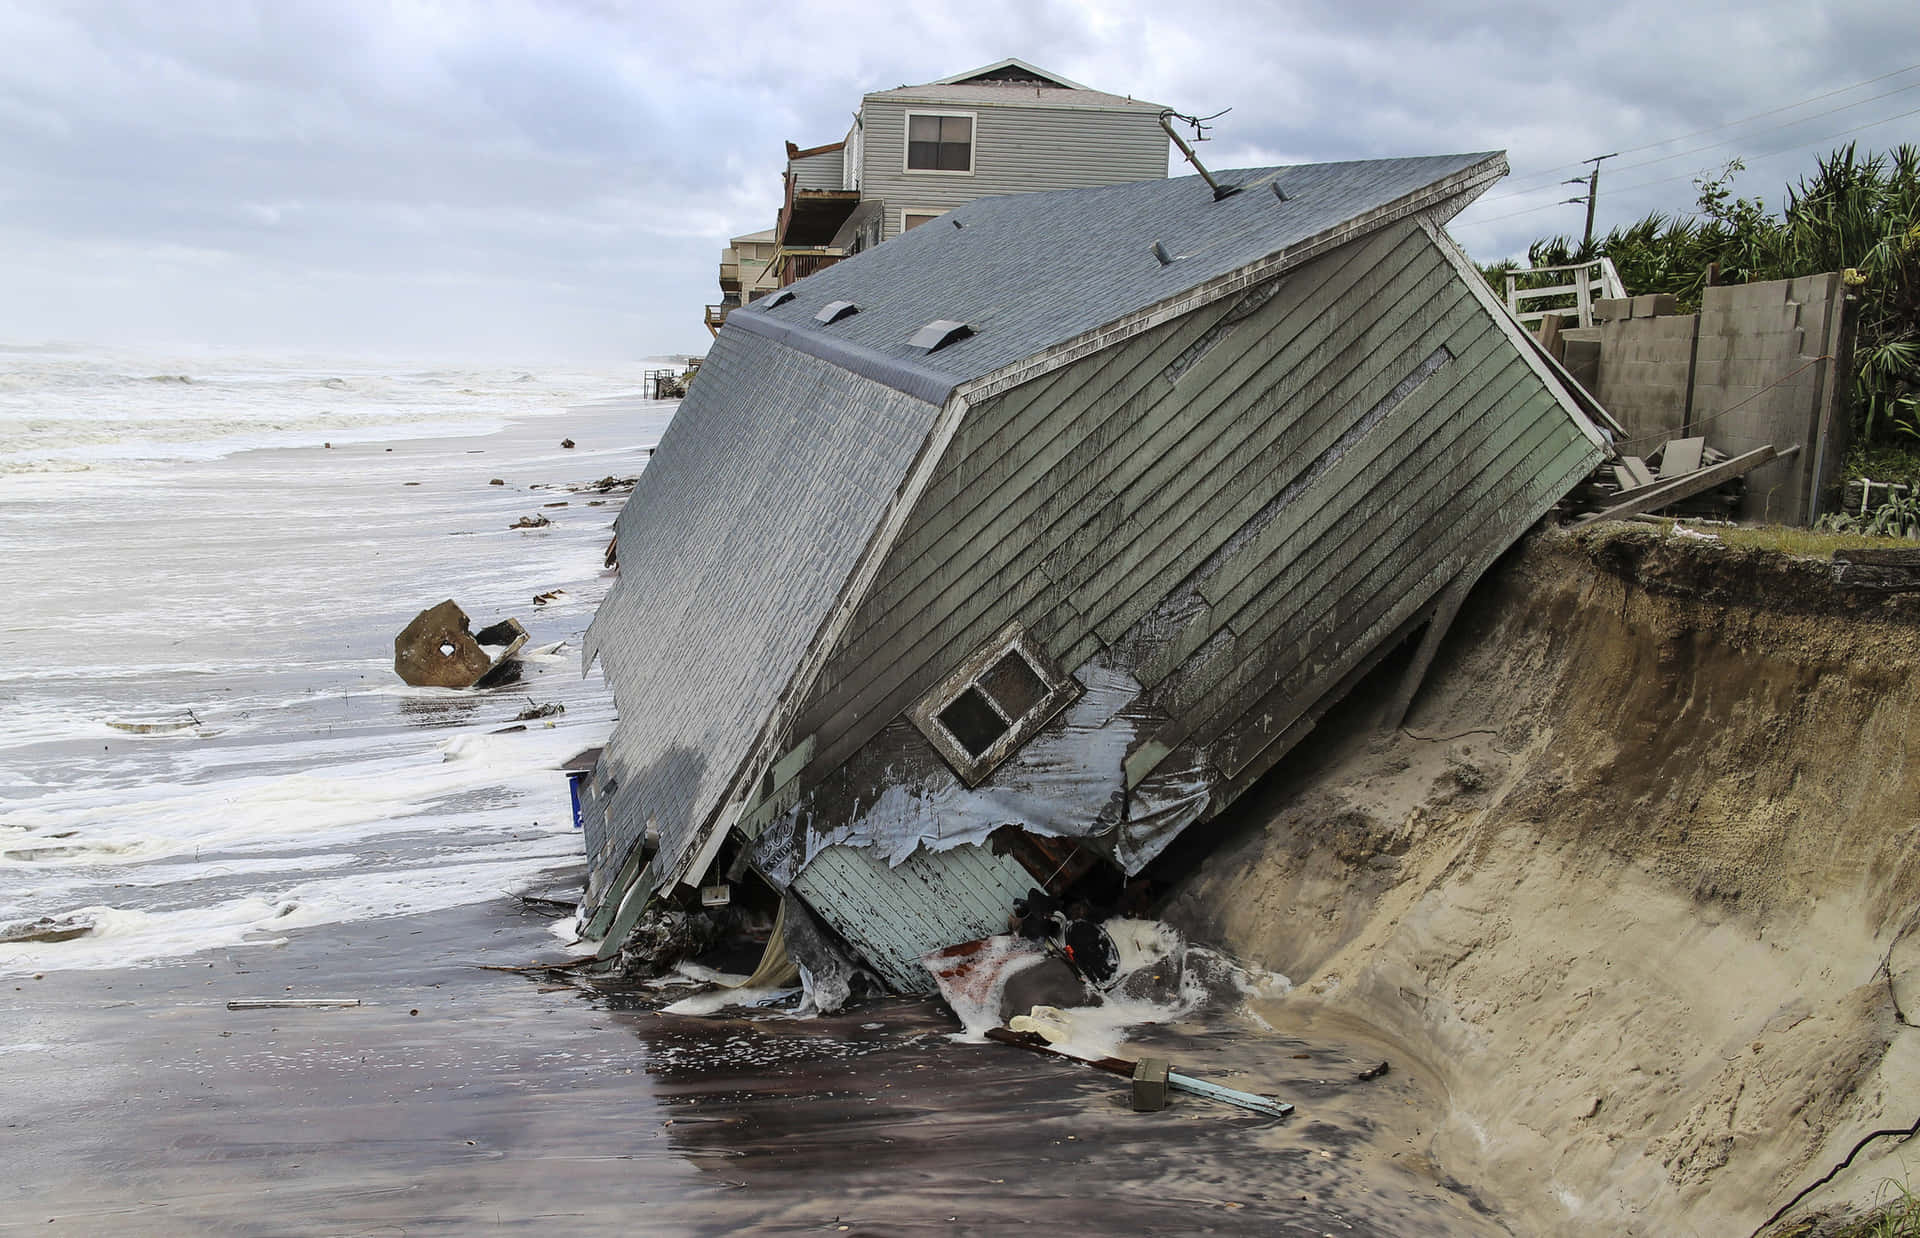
[981,650,1047,721]
[906,113,973,173]
[937,687,1008,758]
[908,622,1080,786]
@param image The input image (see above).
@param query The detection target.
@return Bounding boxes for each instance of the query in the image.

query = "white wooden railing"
[1504,257,1628,328]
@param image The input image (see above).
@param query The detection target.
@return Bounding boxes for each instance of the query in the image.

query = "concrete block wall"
[1691,273,1841,525]
[1595,314,1697,446]
[1570,272,1846,525]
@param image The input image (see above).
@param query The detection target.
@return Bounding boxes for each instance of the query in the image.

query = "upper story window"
[908,621,1080,786]
[906,112,974,174]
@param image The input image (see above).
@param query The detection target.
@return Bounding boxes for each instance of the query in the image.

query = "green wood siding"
[790,842,1035,992]
[787,214,1601,821]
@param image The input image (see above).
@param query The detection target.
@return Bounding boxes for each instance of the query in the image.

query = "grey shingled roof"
[727,153,1504,402]
[585,152,1507,909]
[582,328,945,901]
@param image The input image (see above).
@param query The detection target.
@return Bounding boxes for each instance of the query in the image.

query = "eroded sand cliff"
[1165,526,1920,1235]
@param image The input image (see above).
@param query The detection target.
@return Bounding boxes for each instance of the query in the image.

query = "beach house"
[611,153,1608,989]
[706,59,1170,331]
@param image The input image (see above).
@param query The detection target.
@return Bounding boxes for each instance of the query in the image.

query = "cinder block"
[1594,297,1633,321]
[1132,1058,1171,1112]
[1632,293,1680,318]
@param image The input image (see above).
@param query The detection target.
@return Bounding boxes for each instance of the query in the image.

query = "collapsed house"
[578,153,1608,992]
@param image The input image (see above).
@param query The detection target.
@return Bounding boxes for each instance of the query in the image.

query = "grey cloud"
[0,0,1910,359]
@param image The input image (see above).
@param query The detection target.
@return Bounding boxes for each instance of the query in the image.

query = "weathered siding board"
[859,97,1166,242]
[797,224,1453,777]
[797,226,1415,737]
[827,272,1283,659]
[856,224,1407,611]
[791,147,845,191]
[1211,428,1598,794]
[862,223,1427,637]
[791,842,1034,991]
[1126,325,1514,696]
[1191,397,1585,753]
[1070,273,1483,650]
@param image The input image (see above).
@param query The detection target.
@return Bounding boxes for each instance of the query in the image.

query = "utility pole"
[1563,153,1618,250]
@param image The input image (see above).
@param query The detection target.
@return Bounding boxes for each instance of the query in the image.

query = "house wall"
[857,96,1166,242]
[789,147,844,191]
[762,216,1603,986]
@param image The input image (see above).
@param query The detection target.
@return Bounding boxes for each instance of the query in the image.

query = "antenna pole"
[1160,109,1239,200]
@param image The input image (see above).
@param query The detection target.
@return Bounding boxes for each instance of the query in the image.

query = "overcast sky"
[0,1,1913,361]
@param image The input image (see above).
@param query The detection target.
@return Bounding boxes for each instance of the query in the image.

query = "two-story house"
[707,59,1170,332]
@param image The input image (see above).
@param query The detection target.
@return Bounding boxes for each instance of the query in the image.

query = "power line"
[1484,60,1920,200]
[1463,101,1920,227]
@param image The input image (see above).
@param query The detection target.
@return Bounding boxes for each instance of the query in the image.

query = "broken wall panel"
[790,841,1035,991]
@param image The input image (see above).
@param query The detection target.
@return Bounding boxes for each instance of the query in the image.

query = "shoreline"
[1,387,1499,1235]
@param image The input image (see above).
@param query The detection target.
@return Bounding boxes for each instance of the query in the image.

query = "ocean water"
[0,344,675,975]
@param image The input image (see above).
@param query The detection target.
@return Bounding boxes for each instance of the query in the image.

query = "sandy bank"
[1164,525,1920,1236]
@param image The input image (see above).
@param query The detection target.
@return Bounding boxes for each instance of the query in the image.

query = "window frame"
[908,621,1081,786]
[900,207,947,233]
[902,109,976,176]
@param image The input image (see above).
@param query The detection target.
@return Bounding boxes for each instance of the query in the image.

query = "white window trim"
[902,109,977,176]
[899,207,948,233]
[908,621,1081,787]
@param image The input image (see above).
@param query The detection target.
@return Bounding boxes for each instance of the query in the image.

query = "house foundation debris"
[392,600,527,688]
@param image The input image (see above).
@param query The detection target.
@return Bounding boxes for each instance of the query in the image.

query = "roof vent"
[1271,182,1290,203]
[1152,241,1175,267]
[762,289,796,308]
[814,300,859,324]
[910,320,974,352]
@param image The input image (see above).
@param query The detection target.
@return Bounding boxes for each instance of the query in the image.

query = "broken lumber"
[984,1027,1294,1118]
[1572,445,1792,530]
[1832,548,1920,593]
[1659,436,1706,477]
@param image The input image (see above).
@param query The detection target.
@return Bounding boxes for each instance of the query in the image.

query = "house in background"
[705,58,1171,332]
[600,153,1608,993]
[707,228,781,336]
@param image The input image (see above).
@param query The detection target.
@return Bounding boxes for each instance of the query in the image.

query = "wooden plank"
[1186,357,1540,668]
[1617,455,1656,487]
[1383,568,1473,731]
[1569,444,1786,529]
[1075,276,1481,639]
[1659,436,1706,477]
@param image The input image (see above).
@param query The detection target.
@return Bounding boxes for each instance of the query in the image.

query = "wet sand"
[2,869,1502,1235]
[3,388,1506,1235]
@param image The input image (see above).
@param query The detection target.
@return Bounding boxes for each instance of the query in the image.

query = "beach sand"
[3,878,1500,1236]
